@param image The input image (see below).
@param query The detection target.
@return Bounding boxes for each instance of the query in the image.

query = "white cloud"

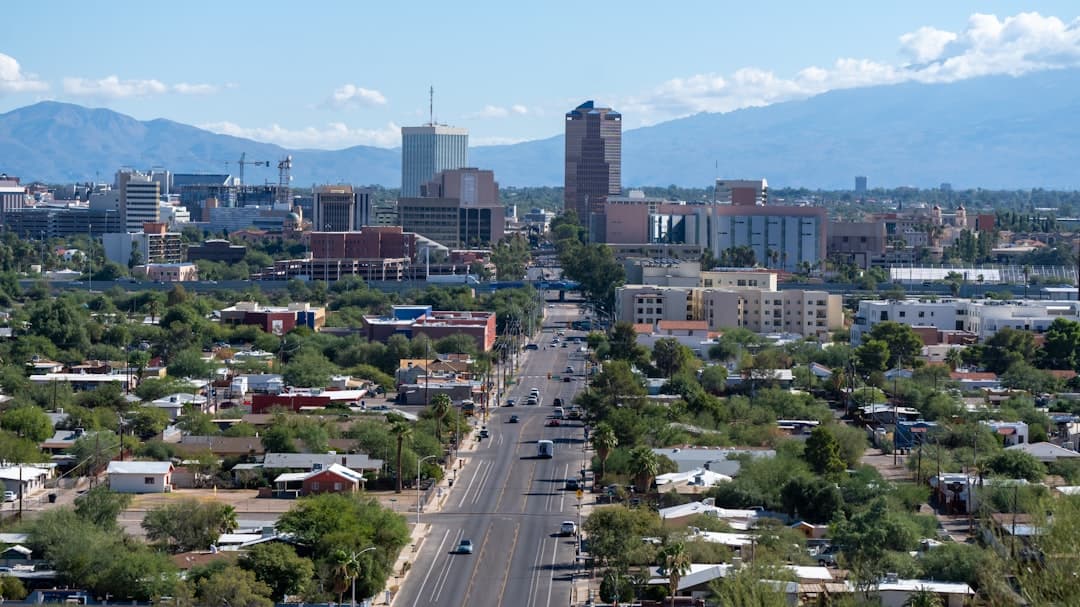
[471,135,528,146]
[63,76,167,98]
[0,53,47,93]
[325,84,387,108]
[62,76,222,98]
[623,11,1080,124]
[466,104,531,119]
[200,120,401,149]
[173,82,218,95]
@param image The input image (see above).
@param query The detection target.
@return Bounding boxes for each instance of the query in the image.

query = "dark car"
[563,376,572,382]
[505,398,516,407]
[546,418,561,427]
[508,415,519,423]
[525,343,539,350]
[564,478,580,491]
[553,398,564,407]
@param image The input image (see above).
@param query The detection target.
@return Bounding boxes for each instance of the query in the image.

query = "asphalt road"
[396,303,589,607]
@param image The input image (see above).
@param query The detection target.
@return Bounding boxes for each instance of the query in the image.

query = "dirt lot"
[860,449,913,481]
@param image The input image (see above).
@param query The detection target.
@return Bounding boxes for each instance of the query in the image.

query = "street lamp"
[348,545,377,607]
[417,454,437,525]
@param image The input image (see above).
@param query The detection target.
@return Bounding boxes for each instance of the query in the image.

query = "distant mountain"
[4,69,1080,189]
[0,101,400,186]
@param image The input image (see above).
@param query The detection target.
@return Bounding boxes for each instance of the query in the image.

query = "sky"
[2,1,1080,149]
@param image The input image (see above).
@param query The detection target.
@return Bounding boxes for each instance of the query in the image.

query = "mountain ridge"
[3,69,1080,188]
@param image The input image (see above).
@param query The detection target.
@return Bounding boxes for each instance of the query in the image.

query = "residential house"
[261,452,384,474]
[951,371,1002,391]
[28,372,135,392]
[658,498,763,529]
[876,575,975,607]
[149,393,209,420]
[0,465,53,497]
[1007,441,1080,462]
[273,463,366,498]
[654,468,733,494]
[106,461,174,494]
[983,420,1029,446]
[652,447,775,476]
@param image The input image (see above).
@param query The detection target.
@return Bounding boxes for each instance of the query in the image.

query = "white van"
[537,439,554,458]
[553,407,565,419]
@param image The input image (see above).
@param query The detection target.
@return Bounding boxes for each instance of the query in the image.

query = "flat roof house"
[106,461,174,494]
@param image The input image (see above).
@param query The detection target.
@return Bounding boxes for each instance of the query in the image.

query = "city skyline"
[1,3,1078,150]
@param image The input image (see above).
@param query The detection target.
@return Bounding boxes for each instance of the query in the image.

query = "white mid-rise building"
[118,170,160,232]
[853,298,1080,343]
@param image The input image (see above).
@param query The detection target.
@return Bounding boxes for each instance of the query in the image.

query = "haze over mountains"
[3,69,1080,190]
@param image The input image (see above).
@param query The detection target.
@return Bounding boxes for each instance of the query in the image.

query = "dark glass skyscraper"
[564,100,621,225]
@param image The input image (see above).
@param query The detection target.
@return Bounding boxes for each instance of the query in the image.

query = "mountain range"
[3,69,1080,189]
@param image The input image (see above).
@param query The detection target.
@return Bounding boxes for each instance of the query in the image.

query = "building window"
[919,312,925,318]
[144,477,155,485]
[334,482,342,491]
[312,482,320,490]
[899,311,906,317]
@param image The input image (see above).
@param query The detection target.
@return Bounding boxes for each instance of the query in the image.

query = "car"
[505,398,516,407]
[546,418,561,427]
[553,397,564,407]
[563,376,572,382]
[525,343,539,350]
[812,545,840,566]
[561,342,568,348]
[564,478,580,491]
[560,521,578,536]
[526,396,538,406]
[479,427,490,439]
[564,366,574,374]
[508,415,519,423]
[2,491,15,502]
[456,539,474,554]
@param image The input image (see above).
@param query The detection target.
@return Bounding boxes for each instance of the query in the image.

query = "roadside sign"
[576,488,584,500]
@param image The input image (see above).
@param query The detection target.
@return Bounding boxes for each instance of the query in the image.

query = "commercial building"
[103,223,184,267]
[0,176,26,226]
[616,283,842,341]
[827,221,888,269]
[705,202,827,272]
[187,239,247,264]
[118,170,161,232]
[4,206,122,239]
[173,173,236,213]
[361,305,496,352]
[401,124,469,197]
[256,257,409,282]
[312,185,371,232]
[218,302,326,335]
[143,262,199,282]
[852,298,1080,343]
[564,100,621,229]
[715,179,768,206]
[309,227,417,261]
[398,168,505,247]
[855,176,868,194]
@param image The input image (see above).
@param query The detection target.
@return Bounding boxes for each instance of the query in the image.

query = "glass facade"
[401,126,469,197]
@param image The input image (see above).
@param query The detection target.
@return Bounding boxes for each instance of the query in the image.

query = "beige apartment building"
[617,284,842,341]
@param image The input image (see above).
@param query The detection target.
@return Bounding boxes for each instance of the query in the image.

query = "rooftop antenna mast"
[429,85,435,126]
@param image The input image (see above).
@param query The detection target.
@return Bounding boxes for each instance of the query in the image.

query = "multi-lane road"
[396,303,589,607]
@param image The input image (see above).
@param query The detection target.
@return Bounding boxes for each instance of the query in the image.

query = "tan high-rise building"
[564,100,621,235]
[313,185,370,232]
[398,168,505,248]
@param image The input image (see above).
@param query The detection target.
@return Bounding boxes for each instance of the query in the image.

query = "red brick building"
[361,306,497,352]
[218,302,326,335]
[309,227,417,261]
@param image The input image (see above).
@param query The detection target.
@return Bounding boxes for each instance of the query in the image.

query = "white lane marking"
[412,528,450,607]
[545,533,558,607]
[472,458,495,505]
[527,537,545,607]
[430,529,463,604]
[458,461,485,508]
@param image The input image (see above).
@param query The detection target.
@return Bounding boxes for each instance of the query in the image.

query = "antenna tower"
[276,156,293,207]
[429,85,435,125]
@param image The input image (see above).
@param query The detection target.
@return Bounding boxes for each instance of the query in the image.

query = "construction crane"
[233,152,270,187]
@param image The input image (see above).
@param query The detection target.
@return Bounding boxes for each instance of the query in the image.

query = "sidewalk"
[570,444,598,607]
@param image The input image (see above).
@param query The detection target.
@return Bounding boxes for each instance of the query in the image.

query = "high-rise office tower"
[564,100,621,224]
[118,170,161,232]
[313,185,371,232]
[855,176,868,194]
[401,125,469,198]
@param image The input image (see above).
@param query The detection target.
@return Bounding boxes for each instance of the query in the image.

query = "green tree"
[980,327,1036,374]
[628,445,660,493]
[74,486,132,530]
[1041,317,1080,370]
[855,339,891,374]
[142,499,239,553]
[653,338,699,378]
[984,449,1046,482]
[431,393,452,442]
[391,419,413,493]
[583,505,662,569]
[780,476,844,523]
[1000,361,1061,395]
[0,405,52,442]
[167,347,212,379]
[590,422,618,481]
[608,322,649,366]
[866,321,923,368]
[489,234,531,281]
[804,426,846,476]
[709,563,790,607]
[699,365,728,394]
[70,430,121,475]
[0,575,27,600]
[238,543,314,601]
[661,541,692,599]
[261,423,297,453]
[196,566,273,607]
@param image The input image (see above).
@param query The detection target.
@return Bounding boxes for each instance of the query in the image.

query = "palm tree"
[628,445,659,494]
[944,348,963,371]
[431,393,452,443]
[661,542,691,604]
[330,549,360,606]
[390,419,413,493]
[590,423,618,481]
[218,504,239,534]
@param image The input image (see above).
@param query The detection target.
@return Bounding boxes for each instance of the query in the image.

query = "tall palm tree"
[628,445,659,494]
[590,423,618,481]
[944,348,963,371]
[431,393,452,443]
[390,419,413,493]
[330,549,360,606]
[661,542,691,603]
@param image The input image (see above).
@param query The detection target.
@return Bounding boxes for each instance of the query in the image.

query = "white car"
[560,521,578,536]
[2,491,15,502]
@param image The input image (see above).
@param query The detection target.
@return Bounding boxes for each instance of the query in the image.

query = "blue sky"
[2,1,1079,149]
